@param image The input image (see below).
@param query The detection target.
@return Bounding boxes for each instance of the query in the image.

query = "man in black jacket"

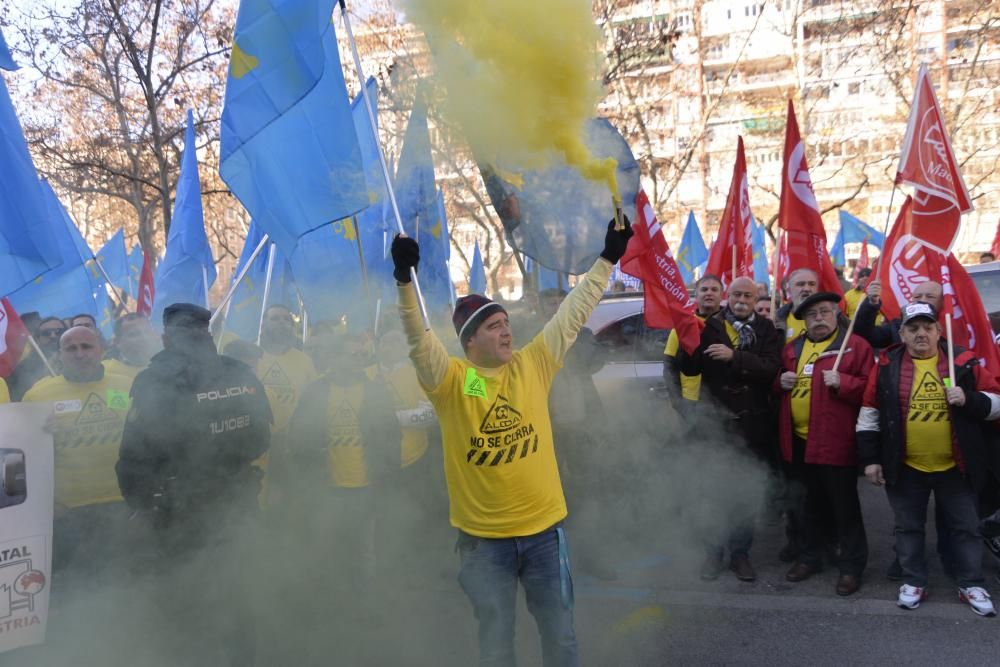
[117,303,271,665]
[678,276,782,582]
[857,301,1000,615]
[854,279,942,350]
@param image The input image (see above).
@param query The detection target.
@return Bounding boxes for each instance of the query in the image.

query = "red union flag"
[776,100,842,295]
[620,189,703,355]
[991,217,1000,258]
[705,136,753,286]
[0,298,29,377]
[896,64,972,252]
[137,251,155,317]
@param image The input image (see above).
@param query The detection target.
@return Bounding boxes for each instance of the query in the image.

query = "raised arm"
[541,219,633,364]
[393,236,451,391]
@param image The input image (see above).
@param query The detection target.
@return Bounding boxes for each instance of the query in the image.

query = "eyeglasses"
[804,308,837,320]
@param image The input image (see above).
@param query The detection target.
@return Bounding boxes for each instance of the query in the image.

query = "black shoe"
[730,555,756,582]
[700,554,725,581]
[778,543,798,563]
[835,574,861,597]
[886,558,903,581]
[785,561,821,583]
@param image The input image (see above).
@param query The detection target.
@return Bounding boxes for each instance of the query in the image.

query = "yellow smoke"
[402,0,620,201]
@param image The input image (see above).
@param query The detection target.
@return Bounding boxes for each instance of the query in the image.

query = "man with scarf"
[677,276,783,582]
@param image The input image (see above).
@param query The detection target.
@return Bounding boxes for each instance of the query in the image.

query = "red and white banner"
[896,64,972,252]
[990,217,1000,259]
[705,136,753,287]
[0,299,28,378]
[877,196,998,376]
[776,100,842,296]
[621,190,703,355]
[137,251,155,317]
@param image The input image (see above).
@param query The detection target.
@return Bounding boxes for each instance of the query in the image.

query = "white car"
[584,293,676,432]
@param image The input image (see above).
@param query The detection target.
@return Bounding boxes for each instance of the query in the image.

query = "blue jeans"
[885,465,984,588]
[456,525,578,667]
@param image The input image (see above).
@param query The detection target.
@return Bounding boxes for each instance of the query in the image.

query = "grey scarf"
[723,309,756,350]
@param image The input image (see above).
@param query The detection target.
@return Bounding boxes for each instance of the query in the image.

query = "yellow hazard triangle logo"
[464,368,487,399]
[479,394,522,434]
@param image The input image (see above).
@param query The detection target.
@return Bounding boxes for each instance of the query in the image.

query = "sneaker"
[958,587,996,617]
[897,584,927,610]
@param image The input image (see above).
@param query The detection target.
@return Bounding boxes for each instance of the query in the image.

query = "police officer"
[117,303,271,665]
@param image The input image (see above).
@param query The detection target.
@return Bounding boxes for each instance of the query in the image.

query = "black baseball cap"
[900,301,937,325]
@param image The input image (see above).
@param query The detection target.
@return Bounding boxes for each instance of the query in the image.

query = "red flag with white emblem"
[137,251,155,317]
[705,136,753,287]
[777,100,842,296]
[0,298,29,378]
[896,64,972,252]
[620,190,703,355]
[990,218,1000,259]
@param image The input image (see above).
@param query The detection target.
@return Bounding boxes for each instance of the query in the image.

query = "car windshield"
[970,267,1000,315]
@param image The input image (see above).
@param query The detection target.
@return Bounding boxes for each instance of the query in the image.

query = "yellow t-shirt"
[257,348,317,435]
[679,319,739,402]
[905,355,955,473]
[665,313,708,401]
[326,382,368,488]
[0,378,9,404]
[102,358,145,381]
[383,363,433,468]
[790,334,835,439]
[844,288,884,325]
[784,314,807,342]
[425,337,563,538]
[23,372,133,509]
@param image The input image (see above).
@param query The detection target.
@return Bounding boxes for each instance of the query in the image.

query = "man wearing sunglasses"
[7,316,66,401]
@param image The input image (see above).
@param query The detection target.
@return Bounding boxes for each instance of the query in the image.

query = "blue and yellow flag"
[395,90,452,310]
[469,240,487,296]
[677,211,708,285]
[830,210,884,267]
[154,110,216,322]
[751,217,770,290]
[219,0,366,257]
[92,229,129,298]
[127,244,143,300]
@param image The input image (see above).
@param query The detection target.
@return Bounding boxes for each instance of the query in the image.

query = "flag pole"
[208,233,269,328]
[352,215,372,306]
[256,242,277,346]
[91,256,130,310]
[26,335,57,377]
[771,229,783,316]
[202,267,210,310]
[831,302,861,373]
[945,313,956,388]
[338,0,431,331]
[880,185,898,242]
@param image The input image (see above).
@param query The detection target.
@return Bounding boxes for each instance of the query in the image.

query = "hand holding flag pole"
[339,0,430,331]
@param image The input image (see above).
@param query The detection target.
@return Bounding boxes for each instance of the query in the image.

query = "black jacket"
[857,343,997,491]
[677,310,782,444]
[287,370,402,487]
[853,298,901,350]
[117,342,272,513]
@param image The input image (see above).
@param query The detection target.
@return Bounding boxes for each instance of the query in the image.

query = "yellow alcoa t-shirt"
[426,336,563,538]
[791,334,835,439]
[326,382,368,488]
[905,355,955,473]
[23,372,133,508]
[785,314,807,341]
[257,348,317,434]
[102,358,145,381]
[383,363,432,468]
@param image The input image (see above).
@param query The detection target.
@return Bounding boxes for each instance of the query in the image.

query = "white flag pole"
[208,233,269,328]
[256,243,277,346]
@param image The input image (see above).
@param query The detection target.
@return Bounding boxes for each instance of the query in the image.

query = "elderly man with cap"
[117,303,271,663]
[776,292,873,596]
[676,276,783,582]
[857,301,1000,615]
[391,218,632,667]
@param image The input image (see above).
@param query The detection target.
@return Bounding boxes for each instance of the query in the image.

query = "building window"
[848,81,861,95]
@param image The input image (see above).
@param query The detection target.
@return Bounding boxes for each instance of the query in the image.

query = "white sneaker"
[959,587,996,617]
[897,584,927,610]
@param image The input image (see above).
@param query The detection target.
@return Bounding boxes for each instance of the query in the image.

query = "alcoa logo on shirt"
[196,386,256,402]
[466,394,538,467]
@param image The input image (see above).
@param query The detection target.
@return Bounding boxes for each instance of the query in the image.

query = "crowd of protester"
[4,219,1000,665]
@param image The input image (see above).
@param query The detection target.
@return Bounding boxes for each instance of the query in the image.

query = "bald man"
[23,326,134,580]
[677,277,783,582]
[855,279,943,350]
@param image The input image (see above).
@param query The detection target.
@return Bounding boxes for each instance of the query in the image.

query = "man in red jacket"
[776,292,873,596]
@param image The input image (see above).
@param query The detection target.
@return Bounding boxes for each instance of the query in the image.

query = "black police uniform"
[116,303,271,666]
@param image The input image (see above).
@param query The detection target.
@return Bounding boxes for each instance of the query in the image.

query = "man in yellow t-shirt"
[103,312,162,380]
[857,301,1000,616]
[662,274,721,401]
[843,268,883,325]
[393,219,633,666]
[22,326,133,579]
[775,268,818,343]
[256,304,317,505]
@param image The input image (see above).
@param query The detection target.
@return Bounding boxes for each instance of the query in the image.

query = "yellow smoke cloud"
[402,0,620,201]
